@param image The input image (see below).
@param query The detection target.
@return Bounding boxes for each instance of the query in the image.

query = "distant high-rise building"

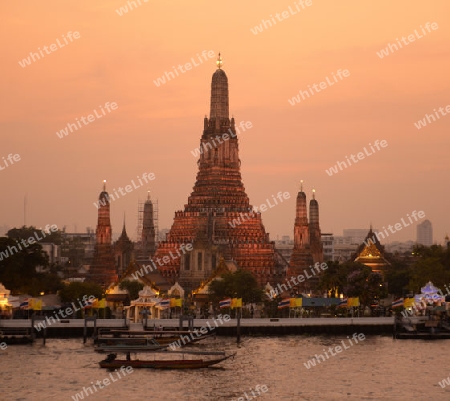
[417,220,433,246]
[321,233,333,262]
[89,182,118,287]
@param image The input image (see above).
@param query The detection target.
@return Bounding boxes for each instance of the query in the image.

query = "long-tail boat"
[98,350,236,370]
[94,337,167,353]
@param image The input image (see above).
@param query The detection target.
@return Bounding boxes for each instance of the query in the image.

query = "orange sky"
[1,0,449,243]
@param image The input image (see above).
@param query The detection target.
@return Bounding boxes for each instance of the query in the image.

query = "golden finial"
[103,180,106,191]
[147,190,151,201]
[312,188,315,200]
[216,52,223,69]
[300,180,303,192]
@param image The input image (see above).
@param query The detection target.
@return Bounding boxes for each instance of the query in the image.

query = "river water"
[1,335,448,401]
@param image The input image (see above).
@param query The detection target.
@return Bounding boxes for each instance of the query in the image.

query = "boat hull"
[99,354,233,369]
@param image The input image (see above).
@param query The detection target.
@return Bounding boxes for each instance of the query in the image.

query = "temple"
[353,227,390,275]
[89,181,118,287]
[139,191,156,261]
[152,55,286,292]
[287,182,323,294]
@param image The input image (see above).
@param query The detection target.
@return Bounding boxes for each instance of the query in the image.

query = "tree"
[7,225,61,244]
[318,261,344,297]
[0,236,50,294]
[119,280,144,300]
[384,259,411,297]
[208,270,264,304]
[59,282,103,303]
[408,245,450,293]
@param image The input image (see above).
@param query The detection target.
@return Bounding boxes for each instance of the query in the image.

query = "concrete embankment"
[0,317,394,341]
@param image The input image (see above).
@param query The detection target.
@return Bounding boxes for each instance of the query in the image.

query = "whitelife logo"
[414,104,450,129]
[56,102,118,139]
[93,174,156,209]
[325,140,388,177]
[288,69,350,106]
[0,154,21,172]
[250,0,312,35]
[153,51,216,87]
[116,0,149,16]
[376,22,439,59]
[18,31,81,68]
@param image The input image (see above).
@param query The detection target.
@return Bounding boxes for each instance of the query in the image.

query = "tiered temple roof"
[152,56,286,291]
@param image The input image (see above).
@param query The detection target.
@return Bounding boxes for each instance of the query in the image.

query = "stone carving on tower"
[151,55,286,292]
[89,181,118,287]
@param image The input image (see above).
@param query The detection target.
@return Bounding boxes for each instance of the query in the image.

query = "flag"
[231,298,242,308]
[33,299,42,311]
[403,298,415,308]
[83,299,95,308]
[28,298,35,309]
[170,298,182,307]
[348,297,360,307]
[98,298,107,308]
[391,298,404,308]
[337,298,348,308]
[20,299,29,309]
[290,298,302,307]
[278,298,290,309]
[219,298,231,308]
[159,299,170,308]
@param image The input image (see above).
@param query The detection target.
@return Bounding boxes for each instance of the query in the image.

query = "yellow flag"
[98,298,106,308]
[175,298,182,307]
[235,298,242,308]
[404,298,415,308]
[35,299,42,310]
[348,297,360,307]
[170,298,177,307]
[296,298,302,307]
[290,298,296,307]
[28,298,35,309]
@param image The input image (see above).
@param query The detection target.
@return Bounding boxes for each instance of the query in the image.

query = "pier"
[0,317,394,343]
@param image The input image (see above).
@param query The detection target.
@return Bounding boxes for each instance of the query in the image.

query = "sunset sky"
[1,1,449,243]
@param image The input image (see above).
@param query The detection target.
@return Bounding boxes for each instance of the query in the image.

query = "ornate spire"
[103,179,106,191]
[312,188,315,200]
[209,54,229,121]
[300,180,303,192]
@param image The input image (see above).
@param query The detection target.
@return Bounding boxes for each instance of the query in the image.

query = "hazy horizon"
[2,1,449,245]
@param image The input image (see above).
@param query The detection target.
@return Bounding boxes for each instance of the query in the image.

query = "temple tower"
[89,181,118,287]
[287,182,317,294]
[114,216,134,278]
[152,55,286,291]
[141,192,156,260]
[309,190,323,264]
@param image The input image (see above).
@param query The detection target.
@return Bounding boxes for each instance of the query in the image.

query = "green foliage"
[0,236,52,294]
[319,261,385,307]
[384,259,411,297]
[119,279,144,300]
[208,269,263,304]
[7,225,61,245]
[59,282,103,303]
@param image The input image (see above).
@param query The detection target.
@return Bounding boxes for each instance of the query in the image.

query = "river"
[1,335,448,400]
